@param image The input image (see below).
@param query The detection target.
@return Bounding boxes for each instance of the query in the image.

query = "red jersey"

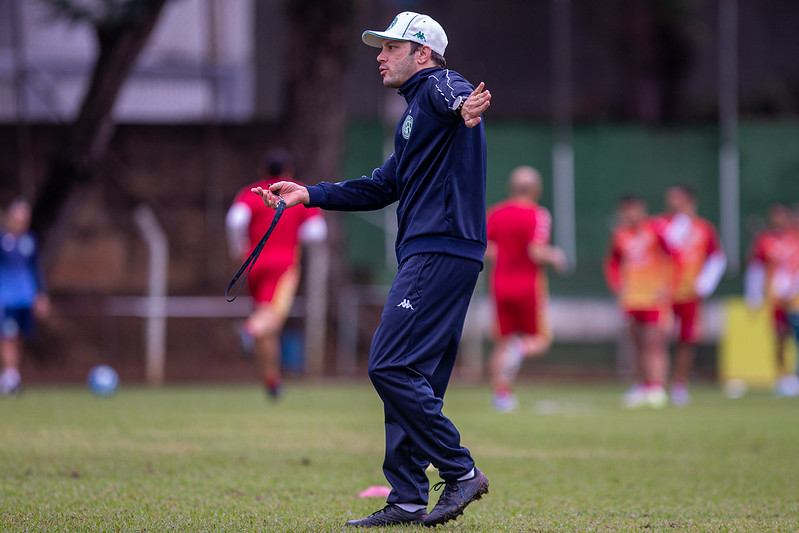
[659,214,722,303]
[232,178,322,273]
[749,228,799,307]
[605,218,675,311]
[487,199,551,300]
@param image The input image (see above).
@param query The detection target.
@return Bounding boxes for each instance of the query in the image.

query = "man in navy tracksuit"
[254,11,492,528]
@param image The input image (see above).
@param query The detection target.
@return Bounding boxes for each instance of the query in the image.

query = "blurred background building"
[0,0,797,385]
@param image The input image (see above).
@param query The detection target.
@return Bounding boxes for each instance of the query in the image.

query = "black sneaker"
[266,381,283,401]
[423,467,489,527]
[345,504,426,528]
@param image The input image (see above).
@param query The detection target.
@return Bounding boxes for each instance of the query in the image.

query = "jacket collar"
[398,67,443,103]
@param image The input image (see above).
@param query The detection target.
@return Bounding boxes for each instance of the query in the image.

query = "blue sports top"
[0,230,45,308]
[306,67,487,266]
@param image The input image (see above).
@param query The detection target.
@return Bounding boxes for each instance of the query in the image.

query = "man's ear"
[416,45,433,65]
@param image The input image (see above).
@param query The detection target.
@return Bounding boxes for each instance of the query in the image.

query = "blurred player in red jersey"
[226,149,327,399]
[605,195,677,409]
[659,184,726,406]
[486,167,566,412]
[745,203,799,396]
[783,205,799,395]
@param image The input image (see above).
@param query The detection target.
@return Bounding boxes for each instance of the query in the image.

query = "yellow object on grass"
[719,298,797,388]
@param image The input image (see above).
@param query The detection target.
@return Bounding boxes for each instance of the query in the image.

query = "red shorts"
[494,295,550,340]
[672,300,703,344]
[247,265,299,318]
[774,307,791,337]
[625,308,668,326]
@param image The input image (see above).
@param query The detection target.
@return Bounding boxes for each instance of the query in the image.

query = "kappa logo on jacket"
[397,298,415,310]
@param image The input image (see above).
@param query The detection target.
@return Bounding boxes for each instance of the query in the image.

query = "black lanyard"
[225,198,286,302]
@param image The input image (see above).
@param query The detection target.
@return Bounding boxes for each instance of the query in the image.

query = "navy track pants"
[368,252,481,505]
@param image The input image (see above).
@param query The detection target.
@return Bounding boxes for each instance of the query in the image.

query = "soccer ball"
[87,365,119,396]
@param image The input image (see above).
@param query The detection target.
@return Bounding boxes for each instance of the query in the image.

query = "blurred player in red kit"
[659,184,726,406]
[486,166,566,412]
[783,205,799,393]
[744,203,799,396]
[605,194,677,409]
[225,149,327,399]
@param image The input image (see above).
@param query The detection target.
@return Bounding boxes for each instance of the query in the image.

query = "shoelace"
[431,480,449,492]
[371,505,395,517]
[431,480,459,497]
[432,477,481,503]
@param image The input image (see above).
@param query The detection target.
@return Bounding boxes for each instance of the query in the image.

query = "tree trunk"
[284,0,356,182]
[32,0,169,258]
[284,0,357,374]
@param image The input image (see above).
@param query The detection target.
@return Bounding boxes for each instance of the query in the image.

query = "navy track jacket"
[306,67,487,266]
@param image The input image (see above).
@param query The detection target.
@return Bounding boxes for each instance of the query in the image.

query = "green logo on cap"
[402,115,413,140]
[413,31,426,41]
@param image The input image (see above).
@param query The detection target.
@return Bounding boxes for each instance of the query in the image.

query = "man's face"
[665,187,691,214]
[768,205,791,230]
[376,40,419,88]
[5,203,31,235]
[618,201,647,227]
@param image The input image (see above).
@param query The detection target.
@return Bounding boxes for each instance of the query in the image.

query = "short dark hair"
[769,202,790,214]
[259,148,293,177]
[671,183,697,200]
[8,197,31,211]
[617,193,644,206]
[409,41,446,68]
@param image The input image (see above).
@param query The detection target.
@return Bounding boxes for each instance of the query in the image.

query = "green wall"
[342,120,799,295]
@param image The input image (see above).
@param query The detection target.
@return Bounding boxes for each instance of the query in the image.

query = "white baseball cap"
[362,12,448,56]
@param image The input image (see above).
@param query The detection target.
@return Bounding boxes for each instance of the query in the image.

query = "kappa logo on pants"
[397,299,415,310]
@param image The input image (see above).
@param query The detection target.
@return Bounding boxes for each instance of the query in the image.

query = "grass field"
[1,382,798,532]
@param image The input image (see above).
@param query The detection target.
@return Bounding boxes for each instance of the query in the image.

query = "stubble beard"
[382,54,417,89]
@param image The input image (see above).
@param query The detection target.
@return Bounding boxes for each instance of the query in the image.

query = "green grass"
[1,383,798,532]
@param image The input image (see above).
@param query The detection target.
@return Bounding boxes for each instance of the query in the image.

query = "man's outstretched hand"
[461,82,492,128]
[252,181,310,209]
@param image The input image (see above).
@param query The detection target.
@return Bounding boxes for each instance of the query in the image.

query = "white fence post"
[133,205,169,386]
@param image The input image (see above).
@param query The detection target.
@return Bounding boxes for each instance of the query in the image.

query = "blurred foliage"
[42,0,169,30]
[31,0,170,251]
